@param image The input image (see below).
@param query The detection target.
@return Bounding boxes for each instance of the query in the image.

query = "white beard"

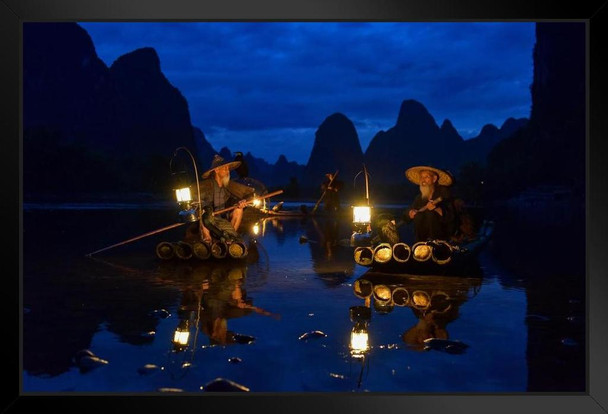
[419,184,433,201]
[220,174,230,187]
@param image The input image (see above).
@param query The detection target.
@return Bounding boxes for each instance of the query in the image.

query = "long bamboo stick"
[311,170,339,215]
[86,222,187,257]
[86,189,284,257]
[213,189,283,216]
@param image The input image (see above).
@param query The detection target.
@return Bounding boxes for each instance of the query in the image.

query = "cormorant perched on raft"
[233,151,249,179]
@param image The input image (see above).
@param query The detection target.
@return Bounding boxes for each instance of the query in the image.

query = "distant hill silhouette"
[362,99,527,201]
[301,113,364,197]
[22,22,304,199]
[485,22,585,200]
[25,22,574,205]
[23,22,197,197]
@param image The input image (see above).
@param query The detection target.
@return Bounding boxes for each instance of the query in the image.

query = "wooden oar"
[86,189,283,257]
[311,170,339,215]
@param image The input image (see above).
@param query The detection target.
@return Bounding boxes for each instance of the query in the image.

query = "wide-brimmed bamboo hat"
[405,165,453,186]
[202,154,241,179]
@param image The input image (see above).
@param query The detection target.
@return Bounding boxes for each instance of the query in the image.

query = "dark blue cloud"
[79,22,536,164]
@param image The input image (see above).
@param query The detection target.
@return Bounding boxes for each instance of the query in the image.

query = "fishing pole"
[85,189,284,257]
[85,222,187,257]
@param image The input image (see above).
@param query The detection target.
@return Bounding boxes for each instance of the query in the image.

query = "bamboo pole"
[213,189,283,216]
[86,189,283,257]
[86,222,187,257]
[311,170,339,215]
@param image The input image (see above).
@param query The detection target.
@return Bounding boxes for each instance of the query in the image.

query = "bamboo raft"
[353,220,494,277]
[155,239,250,261]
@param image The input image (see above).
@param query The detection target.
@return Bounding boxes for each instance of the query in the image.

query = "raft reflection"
[352,272,482,353]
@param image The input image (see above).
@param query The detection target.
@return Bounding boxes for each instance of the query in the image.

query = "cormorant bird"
[233,151,249,179]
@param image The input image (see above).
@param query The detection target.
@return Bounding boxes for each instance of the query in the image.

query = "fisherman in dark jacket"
[194,154,255,243]
[403,165,456,242]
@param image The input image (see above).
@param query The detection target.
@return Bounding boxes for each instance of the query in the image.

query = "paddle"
[311,170,339,215]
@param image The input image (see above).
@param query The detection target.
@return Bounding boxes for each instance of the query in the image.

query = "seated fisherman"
[403,165,456,242]
[194,154,255,243]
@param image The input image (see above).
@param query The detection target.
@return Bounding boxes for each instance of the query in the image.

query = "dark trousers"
[413,210,447,242]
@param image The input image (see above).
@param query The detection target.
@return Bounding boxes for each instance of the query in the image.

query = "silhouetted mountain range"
[23,23,196,196]
[22,22,583,204]
[363,99,528,189]
[301,113,365,192]
[485,22,586,200]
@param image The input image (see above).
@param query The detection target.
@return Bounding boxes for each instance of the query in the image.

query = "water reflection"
[346,272,483,389]
[158,260,280,381]
[22,207,584,392]
[353,272,481,350]
[306,217,355,286]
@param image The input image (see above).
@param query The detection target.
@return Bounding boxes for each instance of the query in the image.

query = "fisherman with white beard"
[195,154,254,243]
[403,165,456,242]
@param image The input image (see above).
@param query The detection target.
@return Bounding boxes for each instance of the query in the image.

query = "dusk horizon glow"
[79,22,536,165]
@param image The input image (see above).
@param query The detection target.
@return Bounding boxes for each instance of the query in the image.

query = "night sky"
[79,22,536,165]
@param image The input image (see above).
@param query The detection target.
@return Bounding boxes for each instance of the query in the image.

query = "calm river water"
[21,199,585,393]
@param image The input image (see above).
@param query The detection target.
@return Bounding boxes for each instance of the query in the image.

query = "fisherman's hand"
[236,199,248,209]
[408,209,417,219]
[201,225,212,243]
[426,200,436,211]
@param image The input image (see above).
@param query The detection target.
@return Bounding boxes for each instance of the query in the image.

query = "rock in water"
[203,378,250,392]
[298,330,327,341]
[231,334,256,344]
[79,356,109,372]
[137,364,161,375]
[150,309,171,319]
[423,338,469,354]
[74,349,109,373]
[158,388,184,393]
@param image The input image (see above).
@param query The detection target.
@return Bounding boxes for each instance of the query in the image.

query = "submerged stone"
[137,364,161,375]
[158,387,184,392]
[203,378,250,392]
[150,309,171,319]
[74,349,108,373]
[74,349,95,360]
[423,338,469,354]
[77,355,109,372]
[298,330,328,341]
[232,334,256,344]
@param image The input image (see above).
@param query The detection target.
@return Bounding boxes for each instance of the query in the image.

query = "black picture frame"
[3,0,607,413]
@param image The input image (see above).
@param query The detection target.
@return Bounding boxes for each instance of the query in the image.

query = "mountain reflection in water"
[22,204,585,392]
